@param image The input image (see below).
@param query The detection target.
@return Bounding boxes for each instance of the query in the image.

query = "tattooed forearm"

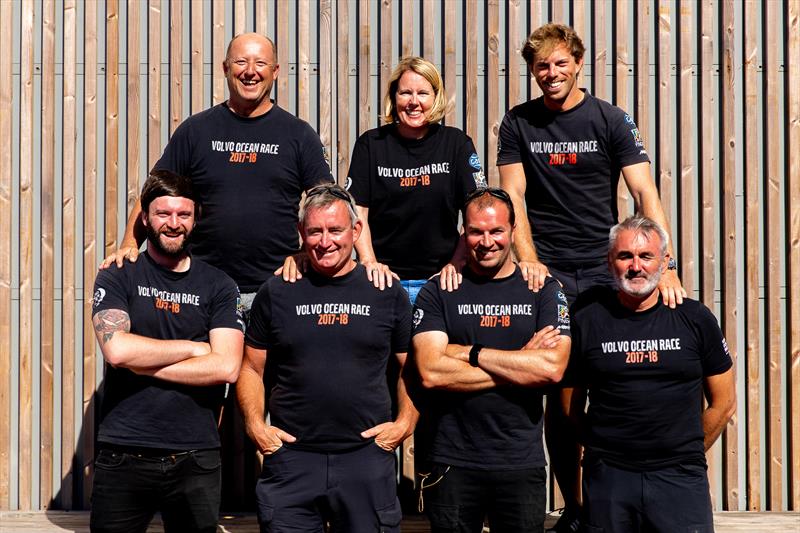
[93,309,131,347]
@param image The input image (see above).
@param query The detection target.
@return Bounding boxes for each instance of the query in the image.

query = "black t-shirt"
[346,124,484,279]
[154,103,333,292]
[245,264,412,453]
[412,269,571,470]
[497,91,650,268]
[92,252,244,450]
[567,288,733,470]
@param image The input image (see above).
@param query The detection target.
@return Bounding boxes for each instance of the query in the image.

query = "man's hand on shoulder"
[517,260,550,292]
[438,263,463,292]
[658,269,686,309]
[99,244,140,270]
[361,260,398,290]
[275,252,308,282]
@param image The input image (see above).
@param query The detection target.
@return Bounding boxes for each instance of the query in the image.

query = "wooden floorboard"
[0,511,797,532]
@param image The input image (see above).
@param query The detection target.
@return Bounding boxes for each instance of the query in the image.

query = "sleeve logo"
[92,287,106,308]
[556,290,568,304]
[557,304,570,325]
[412,308,424,328]
[468,152,482,170]
[344,176,353,190]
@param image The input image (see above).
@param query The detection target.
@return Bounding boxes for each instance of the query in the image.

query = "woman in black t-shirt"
[346,56,484,303]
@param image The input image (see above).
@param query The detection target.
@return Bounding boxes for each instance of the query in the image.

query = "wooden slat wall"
[1,0,798,513]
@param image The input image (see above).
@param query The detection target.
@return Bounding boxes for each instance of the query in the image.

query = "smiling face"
[610,228,667,304]
[394,70,435,139]
[464,200,516,279]
[223,33,279,117]
[531,43,584,111]
[301,201,362,277]
[143,195,195,258]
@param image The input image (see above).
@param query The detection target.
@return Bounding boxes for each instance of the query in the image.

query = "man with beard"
[90,170,245,533]
[412,188,571,532]
[561,216,735,533]
[238,184,417,533]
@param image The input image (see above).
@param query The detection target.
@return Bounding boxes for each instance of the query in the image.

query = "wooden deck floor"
[1,510,798,532]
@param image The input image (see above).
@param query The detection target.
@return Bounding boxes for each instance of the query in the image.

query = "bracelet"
[469,344,484,367]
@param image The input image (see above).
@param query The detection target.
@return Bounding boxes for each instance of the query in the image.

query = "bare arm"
[360,352,420,451]
[414,330,502,391]
[237,344,297,454]
[353,205,399,289]
[499,163,549,291]
[99,199,146,269]
[621,162,686,307]
[93,308,210,369]
[702,367,736,451]
[141,327,244,385]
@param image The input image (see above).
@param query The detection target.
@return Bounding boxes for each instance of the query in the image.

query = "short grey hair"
[299,184,359,228]
[609,215,669,258]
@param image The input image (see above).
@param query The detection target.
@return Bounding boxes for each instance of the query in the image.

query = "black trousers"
[421,463,547,533]
[255,443,402,533]
[89,447,221,533]
[582,458,714,533]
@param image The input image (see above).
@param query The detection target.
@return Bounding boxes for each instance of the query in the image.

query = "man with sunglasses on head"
[413,187,571,532]
[237,184,418,533]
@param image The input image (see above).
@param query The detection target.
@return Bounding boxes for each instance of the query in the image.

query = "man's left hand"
[658,269,686,309]
[360,420,413,452]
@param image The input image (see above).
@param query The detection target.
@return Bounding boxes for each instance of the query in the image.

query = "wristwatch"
[469,344,484,367]
[667,257,678,271]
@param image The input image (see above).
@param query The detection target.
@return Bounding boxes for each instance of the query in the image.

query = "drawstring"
[417,466,450,512]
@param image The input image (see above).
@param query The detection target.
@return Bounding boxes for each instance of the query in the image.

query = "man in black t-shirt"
[562,216,735,533]
[497,24,686,530]
[101,33,332,310]
[90,171,245,533]
[237,184,418,533]
[413,188,571,533]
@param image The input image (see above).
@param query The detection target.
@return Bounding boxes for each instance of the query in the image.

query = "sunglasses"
[462,187,515,225]
[304,184,357,210]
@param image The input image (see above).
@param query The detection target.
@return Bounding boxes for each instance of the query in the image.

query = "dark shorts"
[548,262,615,306]
[255,443,402,533]
[582,458,714,533]
[420,463,546,533]
[89,447,221,533]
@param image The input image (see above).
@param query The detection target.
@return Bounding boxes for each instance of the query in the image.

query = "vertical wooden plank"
[507,0,520,109]
[788,0,800,513]
[40,0,57,508]
[319,0,332,163]
[212,0,225,106]
[614,0,630,218]
[60,0,77,510]
[764,0,782,511]
[401,0,413,57]
[19,0,35,511]
[169,0,183,134]
[677,0,694,294]
[486,0,499,186]
[128,0,141,212]
[742,0,761,511]
[657,1,671,223]
[190,1,203,115]
[593,0,607,101]
[234,0,246,34]
[720,0,739,510]
[572,0,585,48]
[337,0,349,181]
[83,0,99,506]
[380,0,393,126]
[551,0,566,24]
[699,1,715,312]
[422,0,435,61]
[444,0,456,124]
[148,0,161,169]
[297,0,310,121]
[106,1,120,257]
[465,0,478,143]
[276,0,289,110]
[635,1,649,177]
[255,0,268,37]
[358,0,370,136]
[0,0,14,511]
[528,0,541,99]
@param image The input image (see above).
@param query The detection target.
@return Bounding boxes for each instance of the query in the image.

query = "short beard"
[617,268,662,298]
[146,224,190,258]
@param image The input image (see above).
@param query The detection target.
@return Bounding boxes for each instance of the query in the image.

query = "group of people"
[89,22,736,533]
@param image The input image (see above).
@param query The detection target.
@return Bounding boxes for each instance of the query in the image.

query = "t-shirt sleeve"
[608,108,651,168]
[496,111,522,166]
[244,283,274,349]
[209,275,245,333]
[391,287,412,354]
[454,134,485,202]
[561,318,584,387]
[298,122,334,190]
[536,278,572,336]
[346,134,371,206]
[693,304,733,377]
[92,267,130,316]
[411,279,446,336]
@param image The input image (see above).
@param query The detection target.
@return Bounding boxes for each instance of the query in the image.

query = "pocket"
[190,449,221,472]
[94,449,127,469]
[256,504,274,528]
[427,503,459,528]
[376,500,402,532]
[263,445,289,459]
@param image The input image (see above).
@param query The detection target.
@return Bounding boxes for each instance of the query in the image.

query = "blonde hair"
[383,56,448,125]
[521,23,585,66]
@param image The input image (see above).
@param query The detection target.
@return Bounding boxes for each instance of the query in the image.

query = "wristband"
[469,344,484,367]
